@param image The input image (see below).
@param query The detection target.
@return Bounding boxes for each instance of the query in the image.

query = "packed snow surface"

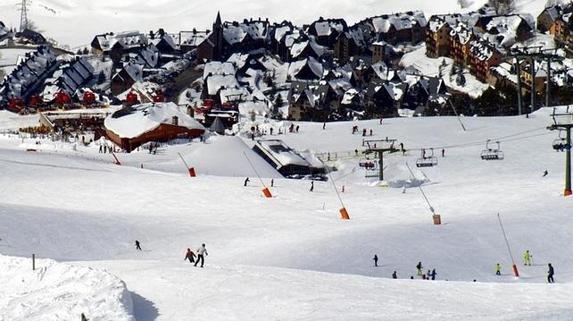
[0,108,573,320]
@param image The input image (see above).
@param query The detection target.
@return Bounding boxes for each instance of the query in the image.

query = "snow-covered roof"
[220,87,250,104]
[203,61,236,80]
[478,14,533,49]
[94,31,148,52]
[341,88,359,105]
[256,139,312,167]
[128,44,159,68]
[206,74,239,96]
[121,62,144,82]
[41,57,95,101]
[288,57,324,80]
[223,20,269,45]
[311,19,346,37]
[273,24,292,42]
[104,102,205,138]
[290,40,324,59]
[450,22,473,44]
[151,33,177,51]
[384,83,404,101]
[178,31,209,47]
[371,11,427,33]
[0,46,58,101]
[469,40,497,62]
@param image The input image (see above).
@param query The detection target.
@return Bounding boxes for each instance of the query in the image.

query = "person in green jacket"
[523,250,532,266]
[495,263,502,276]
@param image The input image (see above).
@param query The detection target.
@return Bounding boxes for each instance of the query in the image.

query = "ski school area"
[0,106,572,321]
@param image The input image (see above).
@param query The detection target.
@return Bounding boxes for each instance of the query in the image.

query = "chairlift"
[416,148,438,168]
[552,131,569,152]
[359,159,377,170]
[481,140,504,160]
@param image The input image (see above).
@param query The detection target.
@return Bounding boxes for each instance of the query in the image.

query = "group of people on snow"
[133,240,209,268]
[184,244,209,268]
[374,251,556,283]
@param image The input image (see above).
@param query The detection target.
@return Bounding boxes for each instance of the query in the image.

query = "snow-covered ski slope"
[0,0,495,48]
[1,108,573,320]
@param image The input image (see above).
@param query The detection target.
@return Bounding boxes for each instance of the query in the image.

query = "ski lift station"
[253,139,326,178]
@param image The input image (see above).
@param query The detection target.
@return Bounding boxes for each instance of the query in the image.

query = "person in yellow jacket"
[495,263,501,276]
[523,250,532,266]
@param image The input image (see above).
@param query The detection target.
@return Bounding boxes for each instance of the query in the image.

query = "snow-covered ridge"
[0,255,135,321]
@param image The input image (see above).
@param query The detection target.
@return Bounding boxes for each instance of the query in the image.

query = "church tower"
[212,11,224,60]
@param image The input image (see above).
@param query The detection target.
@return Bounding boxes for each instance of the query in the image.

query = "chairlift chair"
[552,131,569,151]
[416,148,438,168]
[481,140,504,160]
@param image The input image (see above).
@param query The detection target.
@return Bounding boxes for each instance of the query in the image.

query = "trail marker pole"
[32,253,35,271]
[111,152,121,166]
[497,213,519,277]
[323,162,350,220]
[243,152,272,198]
[178,153,196,177]
[405,162,441,225]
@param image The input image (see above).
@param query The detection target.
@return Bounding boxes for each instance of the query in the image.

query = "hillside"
[0,108,572,320]
[0,0,492,48]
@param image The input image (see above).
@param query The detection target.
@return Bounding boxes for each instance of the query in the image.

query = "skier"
[442,149,445,157]
[271,179,274,187]
[547,263,555,283]
[296,125,300,133]
[416,262,423,276]
[244,177,250,187]
[81,313,88,321]
[184,248,196,263]
[392,271,397,279]
[373,254,378,267]
[427,270,431,280]
[270,128,274,135]
[98,145,102,153]
[369,129,373,136]
[194,244,208,268]
[495,263,501,276]
[323,122,326,130]
[362,128,367,136]
[135,240,141,251]
[379,117,383,125]
[543,170,549,177]
[310,181,314,192]
[430,269,437,280]
[523,250,532,266]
